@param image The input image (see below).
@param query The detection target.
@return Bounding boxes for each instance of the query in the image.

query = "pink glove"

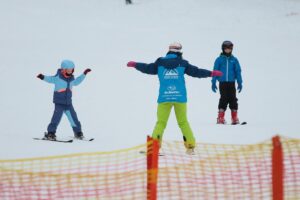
[211,70,223,77]
[127,61,137,68]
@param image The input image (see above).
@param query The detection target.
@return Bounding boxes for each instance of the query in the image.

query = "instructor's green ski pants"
[152,102,195,149]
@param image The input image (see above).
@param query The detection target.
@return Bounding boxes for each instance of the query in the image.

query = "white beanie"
[169,42,182,53]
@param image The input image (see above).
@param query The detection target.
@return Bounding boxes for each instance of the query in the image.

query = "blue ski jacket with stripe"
[135,52,212,103]
[43,69,86,105]
[211,54,242,85]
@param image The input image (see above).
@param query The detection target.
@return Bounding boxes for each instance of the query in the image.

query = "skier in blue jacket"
[211,41,243,124]
[127,42,222,154]
[37,60,91,140]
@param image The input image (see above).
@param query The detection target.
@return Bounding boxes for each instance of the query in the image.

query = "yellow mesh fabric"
[0,144,148,200]
[0,137,299,199]
[157,137,300,199]
[282,138,300,200]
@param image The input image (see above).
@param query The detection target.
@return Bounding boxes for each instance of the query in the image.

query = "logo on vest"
[164,85,180,95]
[163,69,179,79]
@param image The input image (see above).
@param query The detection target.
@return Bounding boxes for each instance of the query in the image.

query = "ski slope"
[0,0,299,159]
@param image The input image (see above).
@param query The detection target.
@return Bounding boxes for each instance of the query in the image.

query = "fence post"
[272,135,284,200]
[147,136,159,200]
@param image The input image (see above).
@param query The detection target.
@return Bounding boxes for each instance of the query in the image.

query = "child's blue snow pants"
[47,104,82,133]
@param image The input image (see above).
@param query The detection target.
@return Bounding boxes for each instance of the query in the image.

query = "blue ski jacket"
[135,53,212,103]
[43,69,86,105]
[211,54,242,85]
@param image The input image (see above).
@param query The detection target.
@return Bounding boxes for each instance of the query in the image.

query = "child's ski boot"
[74,132,84,140]
[217,109,226,124]
[231,110,240,125]
[44,132,56,141]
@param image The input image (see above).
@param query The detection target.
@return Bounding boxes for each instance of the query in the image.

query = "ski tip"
[231,121,247,125]
[216,122,247,125]
[70,136,94,141]
[33,138,73,143]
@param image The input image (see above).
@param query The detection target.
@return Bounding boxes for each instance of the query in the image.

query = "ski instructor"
[127,42,222,154]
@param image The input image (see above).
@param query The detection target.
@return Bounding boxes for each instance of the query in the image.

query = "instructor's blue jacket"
[212,54,243,85]
[135,53,212,103]
[43,69,86,105]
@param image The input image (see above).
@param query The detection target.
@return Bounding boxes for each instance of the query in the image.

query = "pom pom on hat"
[169,42,182,53]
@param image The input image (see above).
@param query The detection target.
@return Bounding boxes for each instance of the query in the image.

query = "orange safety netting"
[156,136,300,200]
[282,137,300,200]
[0,144,148,200]
[0,136,299,200]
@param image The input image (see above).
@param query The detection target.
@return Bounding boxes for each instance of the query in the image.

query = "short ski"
[33,138,73,143]
[218,121,247,125]
[233,121,247,125]
[70,137,94,141]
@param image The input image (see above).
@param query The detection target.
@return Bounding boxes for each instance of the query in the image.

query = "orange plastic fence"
[156,136,299,200]
[0,144,148,200]
[282,136,300,200]
[0,136,299,200]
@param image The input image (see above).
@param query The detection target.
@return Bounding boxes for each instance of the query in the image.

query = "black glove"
[37,74,44,80]
[84,68,91,75]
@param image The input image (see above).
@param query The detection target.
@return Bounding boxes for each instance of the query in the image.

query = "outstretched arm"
[185,63,212,78]
[127,61,158,75]
[37,73,57,84]
[71,68,91,86]
[71,74,86,86]
[135,62,158,75]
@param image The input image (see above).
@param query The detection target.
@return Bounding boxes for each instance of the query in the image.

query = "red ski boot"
[231,110,240,125]
[217,110,226,124]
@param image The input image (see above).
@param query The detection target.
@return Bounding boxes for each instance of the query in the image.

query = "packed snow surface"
[0,0,299,159]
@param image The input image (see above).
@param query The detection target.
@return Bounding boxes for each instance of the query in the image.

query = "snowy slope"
[0,0,299,159]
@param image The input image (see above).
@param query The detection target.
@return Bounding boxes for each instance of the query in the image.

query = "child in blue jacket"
[37,60,91,140]
[211,41,243,124]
